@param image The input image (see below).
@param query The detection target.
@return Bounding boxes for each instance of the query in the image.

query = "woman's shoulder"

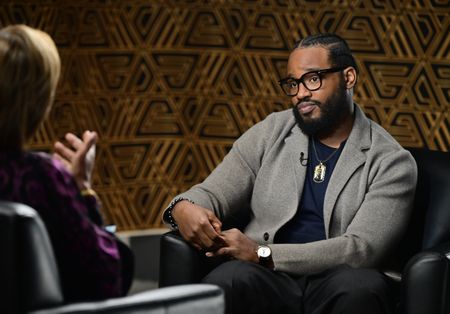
[0,150,48,172]
[22,152,83,206]
[0,151,74,206]
[3,151,75,188]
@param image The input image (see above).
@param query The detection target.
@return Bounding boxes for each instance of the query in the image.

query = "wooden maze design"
[0,0,448,230]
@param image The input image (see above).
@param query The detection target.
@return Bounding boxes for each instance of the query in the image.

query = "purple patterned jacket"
[0,151,123,302]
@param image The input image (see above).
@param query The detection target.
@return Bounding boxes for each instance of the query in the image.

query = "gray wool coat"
[168,104,418,276]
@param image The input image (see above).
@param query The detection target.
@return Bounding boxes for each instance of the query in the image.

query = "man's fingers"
[185,221,222,250]
[197,227,219,249]
[211,220,222,233]
[214,234,226,247]
[207,211,222,232]
[202,222,224,248]
[206,247,229,257]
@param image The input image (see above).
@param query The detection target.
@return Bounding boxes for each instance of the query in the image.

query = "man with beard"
[163,33,417,314]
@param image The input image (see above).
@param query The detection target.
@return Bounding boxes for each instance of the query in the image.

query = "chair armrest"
[159,231,205,287]
[159,231,227,287]
[29,284,224,314]
[400,242,450,314]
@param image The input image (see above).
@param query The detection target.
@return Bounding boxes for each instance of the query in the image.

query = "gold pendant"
[313,162,326,183]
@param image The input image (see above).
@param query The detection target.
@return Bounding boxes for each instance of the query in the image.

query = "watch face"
[258,246,271,258]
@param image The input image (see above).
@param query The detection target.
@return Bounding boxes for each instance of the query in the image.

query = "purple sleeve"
[37,157,124,301]
[82,192,104,226]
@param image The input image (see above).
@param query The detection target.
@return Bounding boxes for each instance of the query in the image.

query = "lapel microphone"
[299,152,308,166]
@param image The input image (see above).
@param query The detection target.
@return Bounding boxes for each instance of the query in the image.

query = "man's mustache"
[295,99,322,107]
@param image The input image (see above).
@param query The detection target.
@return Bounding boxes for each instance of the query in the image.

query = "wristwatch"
[256,245,272,267]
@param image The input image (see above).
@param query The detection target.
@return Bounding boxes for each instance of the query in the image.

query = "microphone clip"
[299,152,308,166]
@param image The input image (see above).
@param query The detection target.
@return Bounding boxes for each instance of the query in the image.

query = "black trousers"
[202,260,394,314]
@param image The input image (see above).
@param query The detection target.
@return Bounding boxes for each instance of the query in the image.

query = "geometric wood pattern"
[1,1,448,230]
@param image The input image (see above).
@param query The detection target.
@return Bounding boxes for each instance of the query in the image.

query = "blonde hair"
[0,24,61,150]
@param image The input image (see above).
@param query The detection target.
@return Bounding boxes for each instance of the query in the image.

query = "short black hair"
[294,33,358,74]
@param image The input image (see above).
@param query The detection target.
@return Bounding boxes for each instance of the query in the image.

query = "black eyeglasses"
[278,67,346,96]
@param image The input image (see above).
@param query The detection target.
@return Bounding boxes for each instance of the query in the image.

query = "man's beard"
[292,80,350,137]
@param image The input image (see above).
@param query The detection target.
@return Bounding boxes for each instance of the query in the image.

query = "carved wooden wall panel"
[1,0,448,230]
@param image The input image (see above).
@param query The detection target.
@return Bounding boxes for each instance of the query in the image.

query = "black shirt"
[275,137,346,244]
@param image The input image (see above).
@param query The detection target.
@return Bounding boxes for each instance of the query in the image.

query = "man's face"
[286,46,351,137]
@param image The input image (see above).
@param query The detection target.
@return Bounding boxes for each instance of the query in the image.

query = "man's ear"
[343,67,357,89]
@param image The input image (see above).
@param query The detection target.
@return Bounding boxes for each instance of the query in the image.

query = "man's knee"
[330,267,389,295]
[202,260,302,314]
[325,267,392,313]
[202,260,263,289]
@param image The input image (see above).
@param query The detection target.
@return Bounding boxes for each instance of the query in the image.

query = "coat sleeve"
[167,113,279,224]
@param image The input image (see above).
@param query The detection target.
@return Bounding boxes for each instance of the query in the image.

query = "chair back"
[0,201,63,313]
[392,148,450,270]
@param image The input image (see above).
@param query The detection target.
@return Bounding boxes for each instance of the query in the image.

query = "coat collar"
[286,122,309,203]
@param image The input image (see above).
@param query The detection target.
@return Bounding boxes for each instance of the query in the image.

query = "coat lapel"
[285,125,309,209]
[323,105,371,237]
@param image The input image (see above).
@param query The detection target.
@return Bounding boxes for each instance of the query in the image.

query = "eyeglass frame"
[278,66,346,96]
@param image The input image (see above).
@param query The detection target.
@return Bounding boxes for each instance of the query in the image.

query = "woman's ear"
[344,67,357,89]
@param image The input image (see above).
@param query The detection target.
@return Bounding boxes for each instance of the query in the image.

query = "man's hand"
[206,228,259,263]
[172,201,224,251]
[53,130,98,190]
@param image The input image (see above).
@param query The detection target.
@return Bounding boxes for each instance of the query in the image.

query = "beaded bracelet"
[166,197,194,230]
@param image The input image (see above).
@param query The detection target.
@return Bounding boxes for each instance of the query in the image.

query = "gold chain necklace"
[311,139,340,183]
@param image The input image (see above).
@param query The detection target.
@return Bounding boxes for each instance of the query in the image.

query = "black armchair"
[396,148,450,314]
[159,148,450,314]
[0,201,224,314]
